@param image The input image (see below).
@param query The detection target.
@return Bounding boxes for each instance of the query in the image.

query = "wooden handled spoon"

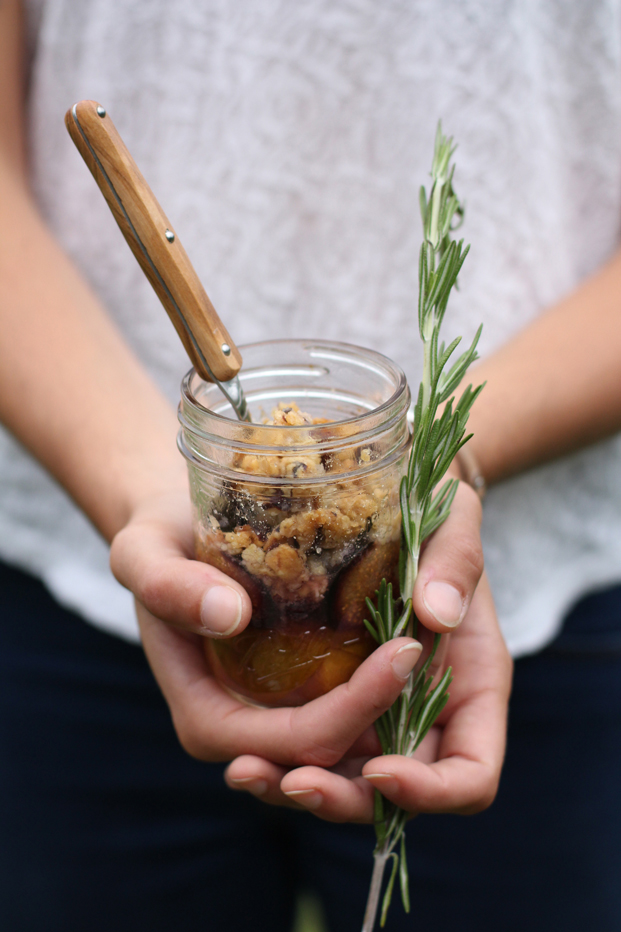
[65,99,250,421]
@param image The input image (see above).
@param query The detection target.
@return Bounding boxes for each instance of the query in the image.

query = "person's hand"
[110,477,509,809]
[111,488,426,765]
[224,570,511,820]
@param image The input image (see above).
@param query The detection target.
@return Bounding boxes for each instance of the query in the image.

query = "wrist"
[122,463,189,526]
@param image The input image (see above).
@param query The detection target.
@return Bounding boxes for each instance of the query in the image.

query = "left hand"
[121,489,432,767]
[224,570,512,821]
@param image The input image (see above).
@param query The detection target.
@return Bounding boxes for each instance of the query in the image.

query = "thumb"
[412,481,483,634]
[111,502,252,637]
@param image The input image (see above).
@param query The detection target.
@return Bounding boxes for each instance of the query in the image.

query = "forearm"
[0,178,185,542]
[0,0,185,544]
[467,245,621,485]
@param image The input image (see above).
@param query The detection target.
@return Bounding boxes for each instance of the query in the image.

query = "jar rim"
[178,339,411,485]
[179,338,409,442]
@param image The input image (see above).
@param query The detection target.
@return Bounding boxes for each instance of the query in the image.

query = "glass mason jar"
[178,340,410,708]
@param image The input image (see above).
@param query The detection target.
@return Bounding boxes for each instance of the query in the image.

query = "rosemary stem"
[403,549,418,604]
[422,333,433,408]
[361,848,390,932]
[403,512,421,602]
[361,124,478,931]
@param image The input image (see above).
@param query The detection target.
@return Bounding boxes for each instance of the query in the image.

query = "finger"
[362,743,497,816]
[412,481,483,633]
[225,756,300,808]
[226,726,382,765]
[279,637,422,767]
[111,503,252,637]
[362,677,503,817]
[140,605,422,766]
[225,755,378,821]
[280,765,375,822]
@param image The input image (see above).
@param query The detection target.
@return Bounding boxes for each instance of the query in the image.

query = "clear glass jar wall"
[178,340,410,707]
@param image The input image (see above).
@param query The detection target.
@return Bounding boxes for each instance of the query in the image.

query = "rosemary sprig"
[361,124,484,932]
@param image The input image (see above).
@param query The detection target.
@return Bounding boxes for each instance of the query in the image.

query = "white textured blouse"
[4,0,621,654]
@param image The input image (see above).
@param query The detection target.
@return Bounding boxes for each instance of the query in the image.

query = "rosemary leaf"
[380,855,400,928]
[399,834,410,913]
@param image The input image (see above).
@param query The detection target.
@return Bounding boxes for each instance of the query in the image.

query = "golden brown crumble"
[199,401,400,606]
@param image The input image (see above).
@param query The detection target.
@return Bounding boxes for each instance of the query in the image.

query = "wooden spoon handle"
[65,99,242,383]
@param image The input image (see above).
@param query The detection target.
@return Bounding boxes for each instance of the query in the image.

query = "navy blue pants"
[1,560,620,931]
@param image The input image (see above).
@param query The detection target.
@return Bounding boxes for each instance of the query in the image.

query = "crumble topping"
[196,401,400,607]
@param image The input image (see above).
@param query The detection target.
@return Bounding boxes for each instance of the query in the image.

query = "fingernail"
[391,642,422,680]
[284,789,323,810]
[363,773,397,793]
[200,586,243,636]
[422,581,464,628]
[229,777,267,797]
